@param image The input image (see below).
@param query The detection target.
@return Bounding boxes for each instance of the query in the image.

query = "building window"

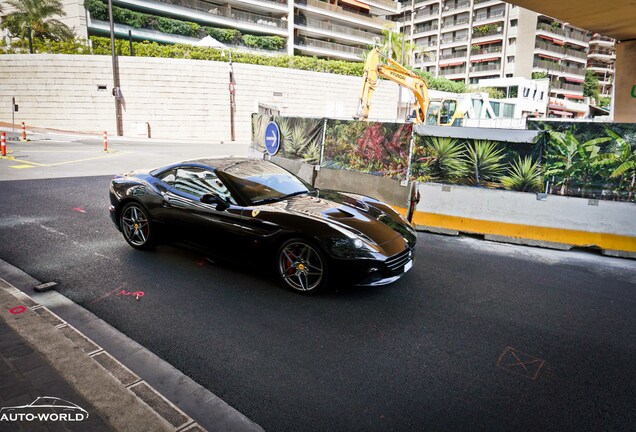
[508,37,516,46]
[507,56,515,63]
[508,86,518,98]
[506,73,513,78]
[510,19,518,27]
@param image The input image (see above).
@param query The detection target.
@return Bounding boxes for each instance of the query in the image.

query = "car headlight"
[324,237,377,259]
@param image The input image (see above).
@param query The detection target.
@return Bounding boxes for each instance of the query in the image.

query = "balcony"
[533,59,564,72]
[150,0,288,32]
[471,25,503,40]
[535,40,565,55]
[471,44,502,56]
[561,65,585,76]
[439,65,466,76]
[564,47,587,60]
[299,16,377,43]
[295,36,364,60]
[442,0,470,13]
[299,0,392,29]
[414,8,440,22]
[440,50,467,60]
[473,9,504,23]
[440,34,469,46]
[442,17,469,28]
[470,62,500,73]
[565,31,589,43]
[589,35,614,47]
[414,24,439,35]
[537,22,566,37]
[551,81,583,93]
[474,0,502,4]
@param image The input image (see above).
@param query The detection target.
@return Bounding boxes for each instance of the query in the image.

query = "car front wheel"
[277,239,328,294]
[120,202,154,250]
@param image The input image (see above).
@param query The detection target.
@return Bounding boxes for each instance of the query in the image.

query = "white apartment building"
[587,33,616,100]
[400,0,594,117]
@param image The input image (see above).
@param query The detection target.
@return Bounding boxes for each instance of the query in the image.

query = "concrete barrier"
[412,183,636,258]
[315,168,409,209]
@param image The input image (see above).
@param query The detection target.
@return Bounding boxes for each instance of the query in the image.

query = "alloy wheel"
[278,241,325,292]
[121,204,151,247]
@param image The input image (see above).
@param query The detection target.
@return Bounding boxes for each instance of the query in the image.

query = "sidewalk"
[0,278,202,432]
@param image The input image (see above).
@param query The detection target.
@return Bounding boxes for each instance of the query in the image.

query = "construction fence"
[251,114,636,203]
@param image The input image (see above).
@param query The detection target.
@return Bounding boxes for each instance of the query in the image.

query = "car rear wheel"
[120,202,154,250]
[277,239,328,294]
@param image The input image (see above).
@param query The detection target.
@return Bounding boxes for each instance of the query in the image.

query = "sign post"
[264,121,280,156]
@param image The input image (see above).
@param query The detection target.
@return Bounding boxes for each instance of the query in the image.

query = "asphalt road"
[2,175,636,432]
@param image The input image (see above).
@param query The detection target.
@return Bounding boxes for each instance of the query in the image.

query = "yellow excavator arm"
[356,48,431,124]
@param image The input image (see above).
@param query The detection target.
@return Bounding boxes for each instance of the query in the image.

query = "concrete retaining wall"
[0,54,401,141]
[412,183,636,258]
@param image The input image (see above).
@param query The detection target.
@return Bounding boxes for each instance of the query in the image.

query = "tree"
[544,129,611,196]
[0,0,74,41]
[464,140,506,186]
[584,69,600,101]
[376,25,419,65]
[604,128,636,201]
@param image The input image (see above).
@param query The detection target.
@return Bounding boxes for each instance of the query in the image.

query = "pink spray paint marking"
[73,207,86,213]
[117,290,145,301]
[9,306,26,314]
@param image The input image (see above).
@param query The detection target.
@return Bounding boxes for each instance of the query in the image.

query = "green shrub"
[204,27,242,44]
[84,0,108,21]
[242,34,285,50]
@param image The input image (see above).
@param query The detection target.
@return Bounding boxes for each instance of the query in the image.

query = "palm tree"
[544,130,611,196]
[376,25,420,65]
[464,140,505,186]
[604,128,636,201]
[0,0,74,41]
[500,156,544,192]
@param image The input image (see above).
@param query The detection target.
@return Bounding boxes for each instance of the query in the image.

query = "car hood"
[257,190,416,249]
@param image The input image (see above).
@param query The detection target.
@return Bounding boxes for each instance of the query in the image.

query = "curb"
[0,260,265,432]
[0,278,201,432]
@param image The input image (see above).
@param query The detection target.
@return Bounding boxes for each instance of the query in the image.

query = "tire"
[277,238,329,294]
[119,202,155,250]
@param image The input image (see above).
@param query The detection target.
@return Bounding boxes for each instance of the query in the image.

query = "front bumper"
[331,246,415,287]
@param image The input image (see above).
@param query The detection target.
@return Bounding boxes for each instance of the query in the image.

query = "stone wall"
[0,54,401,141]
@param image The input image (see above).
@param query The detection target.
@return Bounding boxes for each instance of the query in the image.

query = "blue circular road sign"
[264,121,281,156]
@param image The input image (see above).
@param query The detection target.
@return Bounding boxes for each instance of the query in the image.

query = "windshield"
[219,161,311,204]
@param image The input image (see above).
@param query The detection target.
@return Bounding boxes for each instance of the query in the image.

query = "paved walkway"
[0,278,202,432]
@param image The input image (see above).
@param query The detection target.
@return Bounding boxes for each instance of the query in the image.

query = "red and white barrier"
[103,131,108,152]
[21,122,27,141]
[1,132,6,156]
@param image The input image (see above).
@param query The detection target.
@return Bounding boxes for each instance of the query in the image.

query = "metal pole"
[229,52,235,142]
[11,97,15,134]
[128,30,134,56]
[108,0,124,136]
[26,26,33,54]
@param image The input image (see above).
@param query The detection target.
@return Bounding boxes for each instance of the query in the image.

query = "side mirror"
[200,194,229,211]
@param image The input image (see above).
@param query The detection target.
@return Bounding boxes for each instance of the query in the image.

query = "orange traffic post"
[1,132,6,156]
[21,122,27,141]
[103,131,108,152]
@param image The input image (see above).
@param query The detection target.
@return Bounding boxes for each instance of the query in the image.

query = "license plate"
[404,260,413,272]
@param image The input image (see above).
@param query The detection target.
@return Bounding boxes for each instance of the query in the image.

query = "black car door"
[158,166,246,255]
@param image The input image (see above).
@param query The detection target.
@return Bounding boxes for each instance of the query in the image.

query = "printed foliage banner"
[322,120,413,180]
[409,134,540,191]
[529,121,636,202]
[251,114,324,164]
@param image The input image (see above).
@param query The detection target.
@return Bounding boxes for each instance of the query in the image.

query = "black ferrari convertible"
[109,157,416,293]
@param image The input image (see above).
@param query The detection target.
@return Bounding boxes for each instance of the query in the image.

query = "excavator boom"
[356,48,431,124]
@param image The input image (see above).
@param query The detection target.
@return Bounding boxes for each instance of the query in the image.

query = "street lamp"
[107,0,124,136]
